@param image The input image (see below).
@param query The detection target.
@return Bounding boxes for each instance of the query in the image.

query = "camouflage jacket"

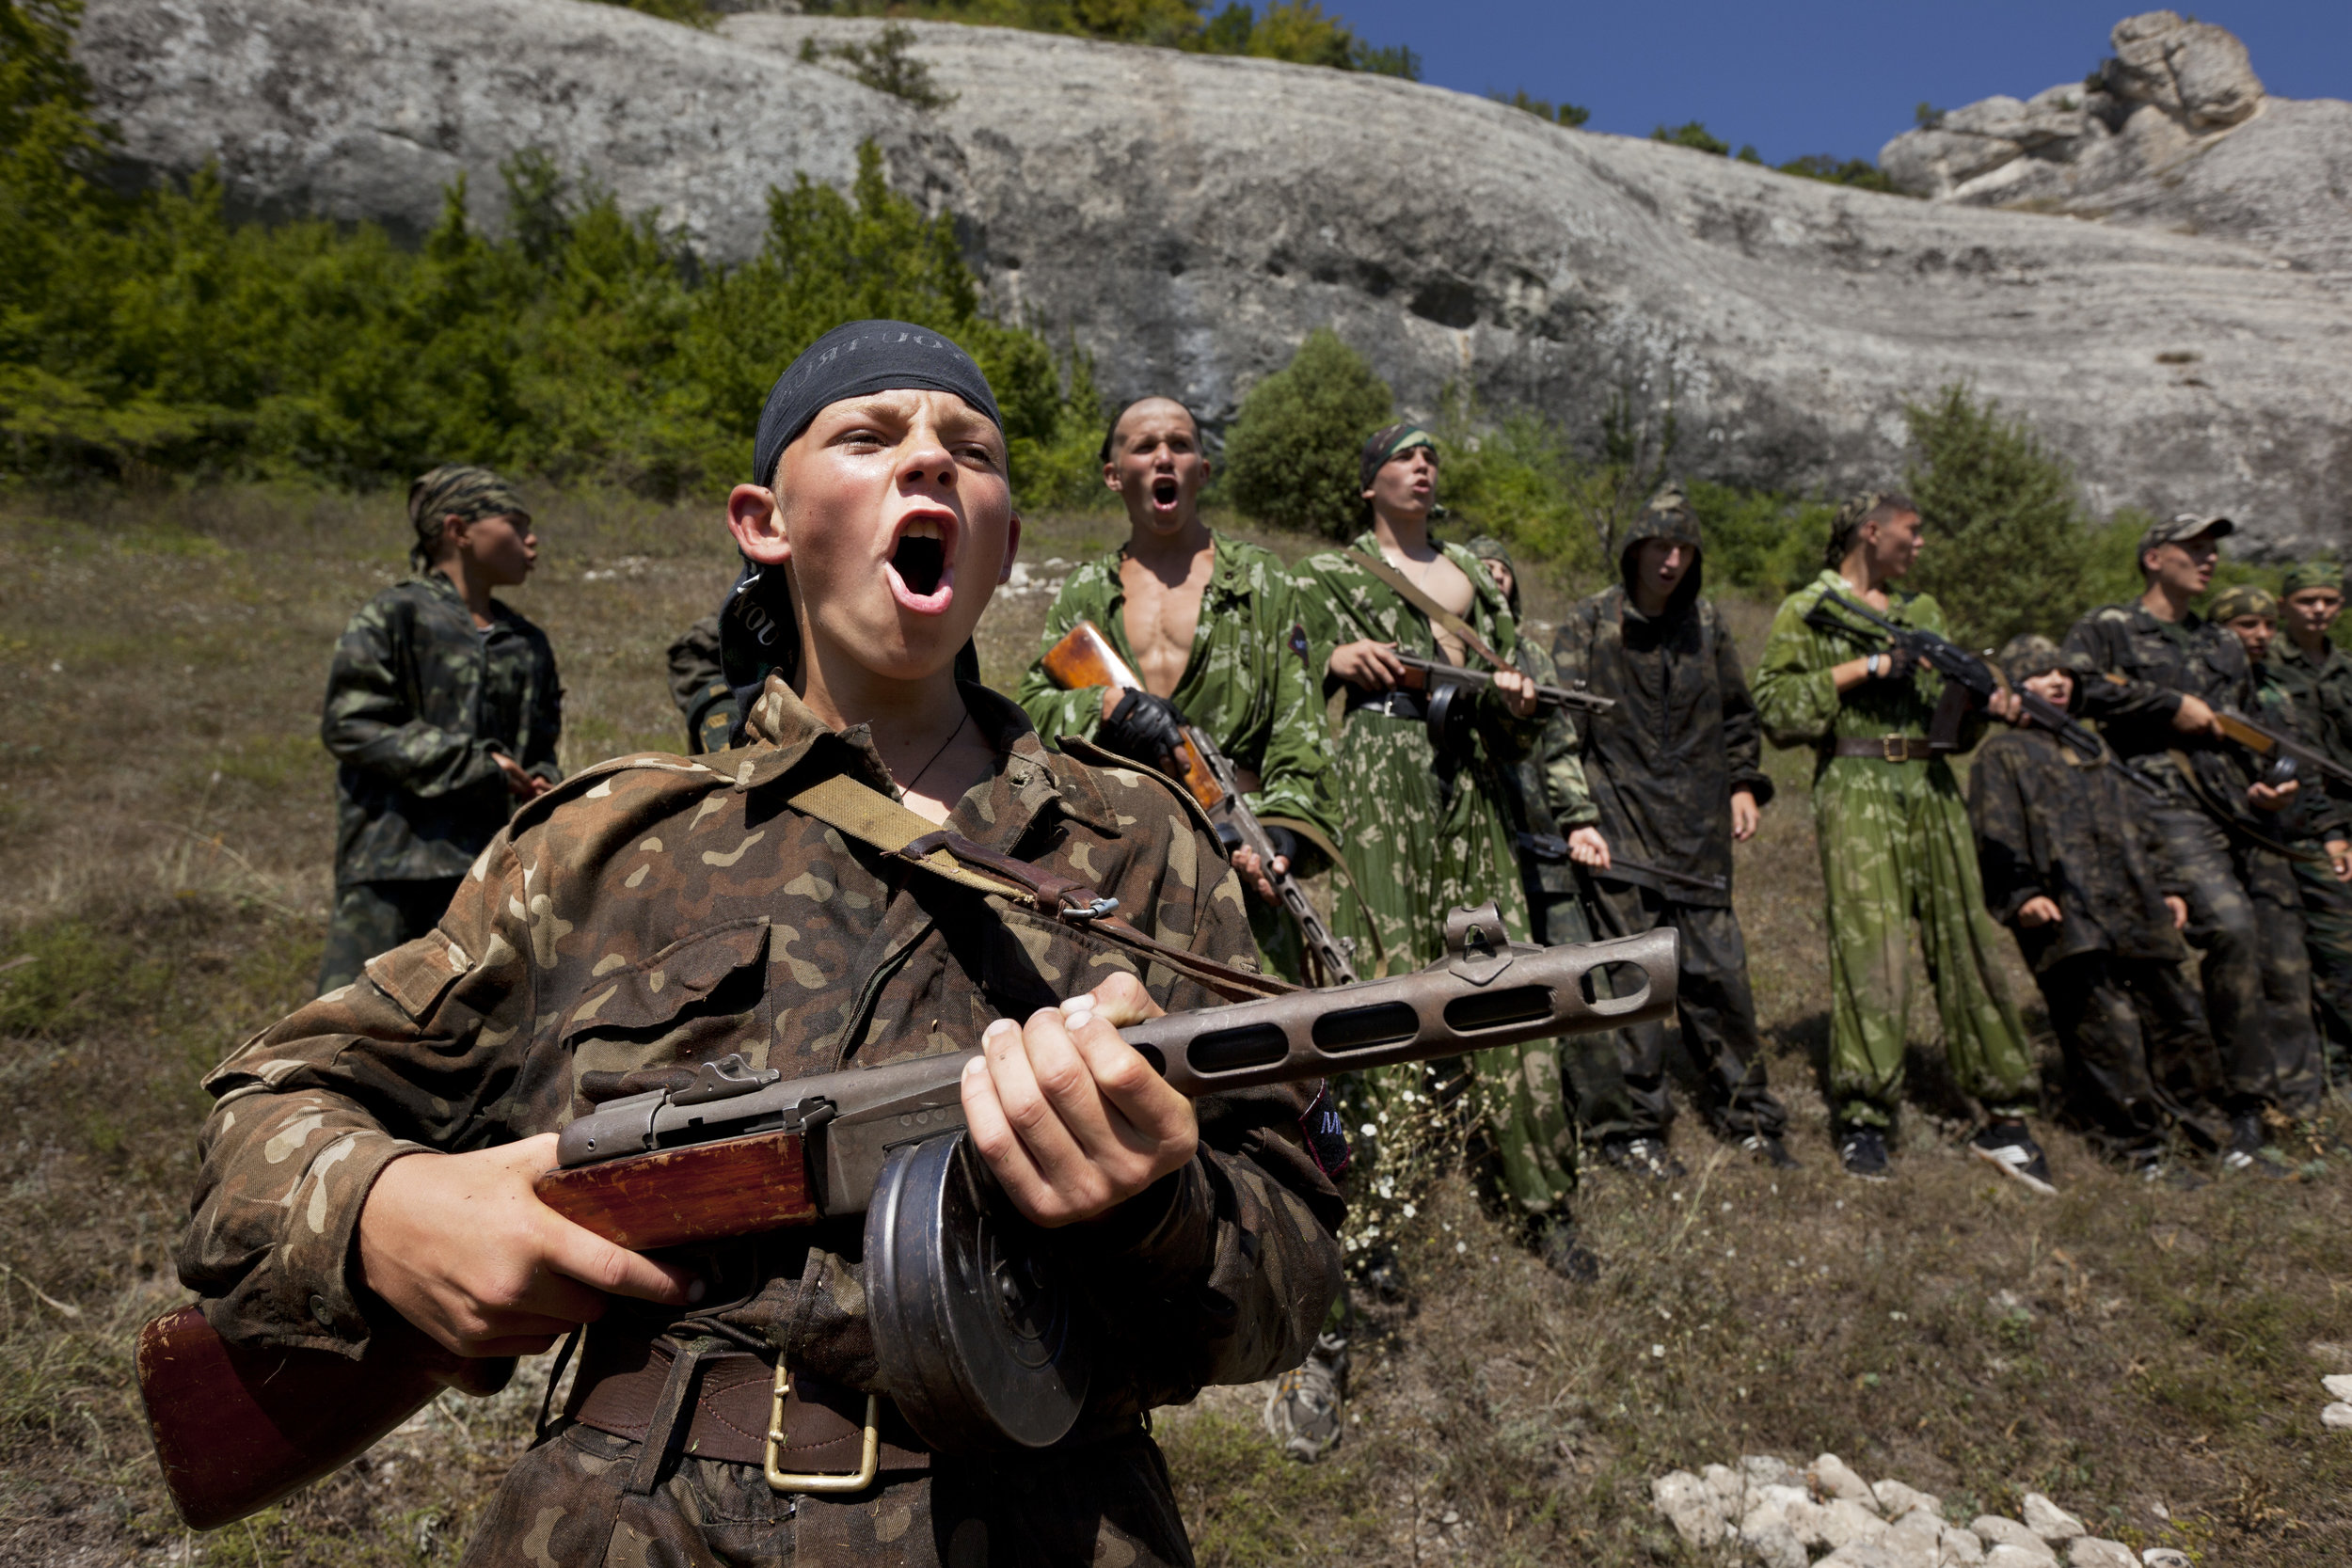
[1487,637,1599,897]
[321,573,563,883]
[2250,659,2347,843]
[2265,639,2352,829]
[1291,532,1545,767]
[1010,532,1340,870]
[2061,601,2273,829]
[1552,586,1771,906]
[1753,571,1984,768]
[1966,727,2189,972]
[183,679,1343,1436]
[665,611,733,755]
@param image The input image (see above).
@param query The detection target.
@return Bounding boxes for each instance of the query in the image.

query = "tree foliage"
[799,0,1420,75]
[1222,328,1392,538]
[0,4,1101,502]
[1491,87,1590,129]
[1900,384,2095,646]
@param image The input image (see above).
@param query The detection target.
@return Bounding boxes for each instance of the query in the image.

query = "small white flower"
[1359,1123,1376,1137]
[1401,1203,1417,1218]
[1651,1344,1665,1358]
[1454,1241,1468,1254]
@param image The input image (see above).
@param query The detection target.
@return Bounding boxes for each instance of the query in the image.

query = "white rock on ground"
[2322,1402,2352,1429]
[1974,1515,2060,1563]
[1821,1497,1891,1550]
[1650,1471,1725,1547]
[1876,1479,1945,1517]
[1811,1452,1880,1507]
[1940,1526,1988,1565]
[2323,1372,2352,1399]
[2139,1551,2192,1568]
[1744,1454,1801,1490]
[2067,1539,2137,1568]
[1820,1545,1902,1568]
[1741,1513,1810,1568]
[1875,1507,1946,1568]
[1702,1461,1745,1521]
[2023,1493,2088,1542]
[1986,1546,2061,1568]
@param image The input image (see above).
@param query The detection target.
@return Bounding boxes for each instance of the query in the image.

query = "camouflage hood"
[1618,483,1704,617]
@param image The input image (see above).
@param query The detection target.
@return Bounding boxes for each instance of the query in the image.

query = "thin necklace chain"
[895,709,969,800]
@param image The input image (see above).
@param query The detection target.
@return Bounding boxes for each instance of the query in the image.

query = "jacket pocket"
[560,916,774,1081]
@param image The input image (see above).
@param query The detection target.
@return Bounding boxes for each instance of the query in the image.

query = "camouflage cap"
[1994,633,2081,687]
[2139,512,2234,555]
[407,465,528,567]
[2207,582,2277,623]
[1821,489,1915,570]
[1461,533,1514,569]
[2281,559,2345,597]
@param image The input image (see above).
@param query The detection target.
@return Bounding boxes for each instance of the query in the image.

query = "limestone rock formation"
[1880,11,2352,277]
[75,0,2352,550]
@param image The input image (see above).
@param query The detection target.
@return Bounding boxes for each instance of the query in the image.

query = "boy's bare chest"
[1119,553,1212,698]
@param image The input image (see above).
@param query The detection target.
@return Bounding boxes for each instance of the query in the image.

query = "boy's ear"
[998,515,1023,585]
[728,485,791,567]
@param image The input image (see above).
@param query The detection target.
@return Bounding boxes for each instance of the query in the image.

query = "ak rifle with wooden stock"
[1390,651,1614,717]
[135,911,1677,1530]
[2204,706,2352,793]
[1039,620,1358,985]
[1804,589,2163,794]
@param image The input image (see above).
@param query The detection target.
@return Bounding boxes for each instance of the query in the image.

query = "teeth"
[903,519,944,540]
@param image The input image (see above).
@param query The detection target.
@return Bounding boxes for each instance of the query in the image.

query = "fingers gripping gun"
[2207,707,2352,794]
[1804,590,2164,794]
[1391,651,1614,717]
[1041,621,1357,985]
[136,910,1677,1529]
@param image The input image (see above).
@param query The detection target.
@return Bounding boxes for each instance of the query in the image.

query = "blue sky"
[1326,2,2349,166]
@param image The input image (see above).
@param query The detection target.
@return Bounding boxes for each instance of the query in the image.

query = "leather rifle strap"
[1343,548,1514,672]
[785,772,1294,1001]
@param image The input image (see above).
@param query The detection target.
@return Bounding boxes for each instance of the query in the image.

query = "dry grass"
[3,486,2348,1564]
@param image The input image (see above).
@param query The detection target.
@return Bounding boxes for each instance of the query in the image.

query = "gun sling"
[568,1331,931,1484]
[1342,548,1515,673]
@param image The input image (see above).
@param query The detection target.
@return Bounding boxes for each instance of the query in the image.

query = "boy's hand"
[358,1134,698,1359]
[2017,895,2063,928]
[2166,895,2189,929]
[1566,827,1612,870]
[493,753,548,800]
[1731,789,1760,842]
[1329,640,1405,690]
[961,974,1196,1228]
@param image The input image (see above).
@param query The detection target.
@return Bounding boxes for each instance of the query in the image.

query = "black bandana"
[750,320,1002,488]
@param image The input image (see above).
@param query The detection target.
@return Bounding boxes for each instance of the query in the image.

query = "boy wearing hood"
[1549,486,1795,1170]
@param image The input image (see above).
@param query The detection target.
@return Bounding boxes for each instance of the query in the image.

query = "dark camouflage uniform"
[318,571,562,993]
[182,679,1343,1567]
[1011,534,1343,984]
[2262,624,2352,1085]
[1965,657,2217,1157]
[1549,505,1788,1146]
[667,612,735,755]
[2062,601,2325,1112]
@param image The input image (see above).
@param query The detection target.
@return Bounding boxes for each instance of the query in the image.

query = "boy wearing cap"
[315,465,562,994]
[2266,562,2352,1086]
[1966,636,2217,1175]
[2062,515,2326,1168]
[178,324,1343,1563]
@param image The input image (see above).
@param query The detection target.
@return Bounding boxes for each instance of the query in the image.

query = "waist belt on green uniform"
[567,1329,930,1494]
[1832,736,1936,762]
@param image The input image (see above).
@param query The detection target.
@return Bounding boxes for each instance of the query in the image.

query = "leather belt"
[1346,688,1427,721]
[1833,735,1936,763]
[567,1331,930,1487]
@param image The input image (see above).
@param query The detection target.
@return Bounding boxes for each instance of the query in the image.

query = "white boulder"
[2022,1493,2087,1543]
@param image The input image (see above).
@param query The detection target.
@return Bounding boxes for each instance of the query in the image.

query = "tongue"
[893,537,946,595]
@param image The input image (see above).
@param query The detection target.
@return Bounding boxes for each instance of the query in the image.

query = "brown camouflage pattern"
[181,679,1344,1564]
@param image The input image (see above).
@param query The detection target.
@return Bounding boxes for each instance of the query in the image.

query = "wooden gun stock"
[1039,621,1222,808]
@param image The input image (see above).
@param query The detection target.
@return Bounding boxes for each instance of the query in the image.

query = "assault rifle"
[1804,590,2163,794]
[1515,832,1729,896]
[1391,651,1615,717]
[2208,707,2352,793]
[1040,622,1357,985]
[136,912,1676,1529]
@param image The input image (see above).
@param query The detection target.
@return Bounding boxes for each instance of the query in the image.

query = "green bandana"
[2207,583,2277,623]
[407,465,529,568]
[2282,560,2345,597]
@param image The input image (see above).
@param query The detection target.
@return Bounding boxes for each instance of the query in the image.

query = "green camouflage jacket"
[1553,584,1771,907]
[1507,637,1599,896]
[2250,658,2348,842]
[321,573,562,883]
[1753,571,1982,767]
[665,611,734,754]
[1011,533,1340,869]
[1291,532,1544,766]
[2061,601,2276,829]
[2265,639,2352,826]
[183,679,1342,1441]
[1966,727,2190,972]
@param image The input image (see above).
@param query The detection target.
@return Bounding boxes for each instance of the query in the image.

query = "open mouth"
[885,515,957,613]
[1151,476,1180,509]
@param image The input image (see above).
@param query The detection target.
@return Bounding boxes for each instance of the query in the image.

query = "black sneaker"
[1534,1216,1600,1283]
[1837,1127,1892,1181]
[1599,1135,1686,1180]
[2221,1111,2292,1179]
[1741,1132,1800,1169]
[1970,1121,2058,1195]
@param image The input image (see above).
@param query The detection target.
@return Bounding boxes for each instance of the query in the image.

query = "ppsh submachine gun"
[136,907,1678,1529]
[1041,620,1358,985]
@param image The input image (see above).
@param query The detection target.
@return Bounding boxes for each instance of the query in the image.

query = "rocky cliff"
[1880,11,2352,278]
[77,0,2352,551]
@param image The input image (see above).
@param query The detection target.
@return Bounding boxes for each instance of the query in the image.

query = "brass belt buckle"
[1880,735,1907,763]
[764,1364,881,1494]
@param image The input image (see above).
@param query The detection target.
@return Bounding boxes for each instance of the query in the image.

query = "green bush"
[0,6,1103,504]
[1778,153,1898,194]
[1652,120,1730,155]
[801,0,1420,75]
[1686,480,1836,596]
[1900,384,2098,646]
[1491,87,1590,128]
[1222,328,1391,538]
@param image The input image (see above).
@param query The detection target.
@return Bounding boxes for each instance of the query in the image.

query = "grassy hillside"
[1,486,2346,1565]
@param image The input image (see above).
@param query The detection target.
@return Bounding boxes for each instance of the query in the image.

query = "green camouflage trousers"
[460,1419,1193,1566]
[317,877,461,996]
[2293,854,2352,1087]
[1813,760,2036,1129]
[1329,712,1572,1219]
